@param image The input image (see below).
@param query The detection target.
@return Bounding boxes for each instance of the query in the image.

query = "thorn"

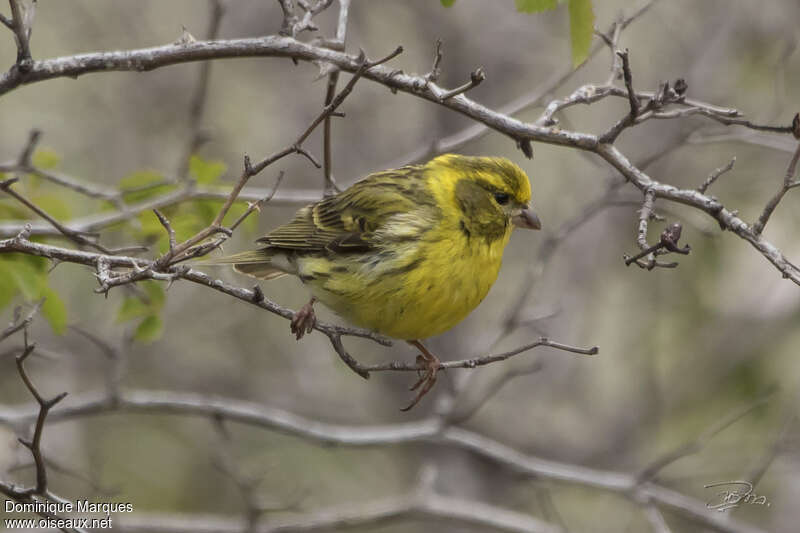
[516,139,533,159]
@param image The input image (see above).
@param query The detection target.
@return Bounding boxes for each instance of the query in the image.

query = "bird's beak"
[512,205,542,230]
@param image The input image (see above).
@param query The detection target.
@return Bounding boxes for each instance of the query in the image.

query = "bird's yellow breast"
[296,221,512,340]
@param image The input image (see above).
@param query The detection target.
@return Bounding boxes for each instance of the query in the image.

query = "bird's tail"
[193,250,287,280]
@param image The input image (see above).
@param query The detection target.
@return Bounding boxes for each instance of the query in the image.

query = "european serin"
[207,154,540,409]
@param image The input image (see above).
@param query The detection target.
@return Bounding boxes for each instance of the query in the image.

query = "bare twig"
[153,209,177,252]
[12,315,69,496]
[0,130,123,205]
[643,504,673,533]
[432,67,486,102]
[622,190,683,270]
[697,156,736,194]
[753,116,800,235]
[0,177,144,255]
[1,301,42,342]
[7,0,34,69]
[598,49,639,143]
[636,393,772,483]
[277,0,334,37]
[0,184,322,238]
[624,221,690,269]
[635,188,656,266]
[176,0,225,181]
[319,0,351,197]
[228,171,285,232]
[361,337,597,373]
[393,0,662,167]
[425,38,443,82]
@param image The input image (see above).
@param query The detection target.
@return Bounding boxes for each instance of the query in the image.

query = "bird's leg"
[400,340,442,411]
[290,297,317,340]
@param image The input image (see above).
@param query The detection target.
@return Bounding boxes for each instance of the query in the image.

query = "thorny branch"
[0,24,796,283]
[14,333,69,496]
[752,113,800,235]
[0,308,82,532]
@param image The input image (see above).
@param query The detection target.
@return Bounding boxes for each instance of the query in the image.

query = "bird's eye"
[494,192,510,205]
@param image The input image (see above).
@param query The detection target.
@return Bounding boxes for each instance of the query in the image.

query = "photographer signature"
[704,481,771,512]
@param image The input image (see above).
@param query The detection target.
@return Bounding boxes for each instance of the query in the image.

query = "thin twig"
[0,177,144,255]
[361,337,597,373]
[8,0,34,69]
[636,393,772,483]
[697,156,736,194]
[753,119,800,235]
[13,318,69,495]
[227,171,285,232]
[176,0,225,181]
[434,68,485,102]
[598,49,639,143]
[153,209,177,252]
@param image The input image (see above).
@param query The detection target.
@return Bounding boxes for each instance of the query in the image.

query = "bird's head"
[428,154,541,241]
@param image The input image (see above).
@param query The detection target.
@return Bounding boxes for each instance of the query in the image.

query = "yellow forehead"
[428,154,531,204]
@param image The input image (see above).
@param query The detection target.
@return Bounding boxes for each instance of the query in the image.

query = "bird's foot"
[401,340,442,412]
[290,297,317,340]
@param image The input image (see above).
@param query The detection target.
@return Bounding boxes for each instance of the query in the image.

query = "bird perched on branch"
[204,154,541,410]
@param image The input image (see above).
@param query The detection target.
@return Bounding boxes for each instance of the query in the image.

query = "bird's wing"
[256,166,438,253]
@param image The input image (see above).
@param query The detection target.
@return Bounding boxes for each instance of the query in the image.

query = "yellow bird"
[208,154,541,410]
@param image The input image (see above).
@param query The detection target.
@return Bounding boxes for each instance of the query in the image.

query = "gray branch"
[0,389,766,533]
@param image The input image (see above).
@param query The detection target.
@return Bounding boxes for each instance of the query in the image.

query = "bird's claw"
[290,298,316,340]
[401,347,442,411]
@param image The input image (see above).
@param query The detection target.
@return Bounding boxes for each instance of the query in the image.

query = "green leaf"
[116,297,151,323]
[34,194,71,221]
[141,281,166,310]
[118,170,174,204]
[0,256,67,332]
[135,314,163,342]
[32,149,60,170]
[440,0,456,6]
[0,261,17,311]
[164,212,203,244]
[189,156,226,185]
[41,287,67,334]
[515,0,558,12]
[0,199,32,220]
[189,198,221,227]
[568,0,595,67]
[7,258,46,300]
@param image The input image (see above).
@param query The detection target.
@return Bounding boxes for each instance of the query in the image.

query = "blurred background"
[1,0,799,531]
